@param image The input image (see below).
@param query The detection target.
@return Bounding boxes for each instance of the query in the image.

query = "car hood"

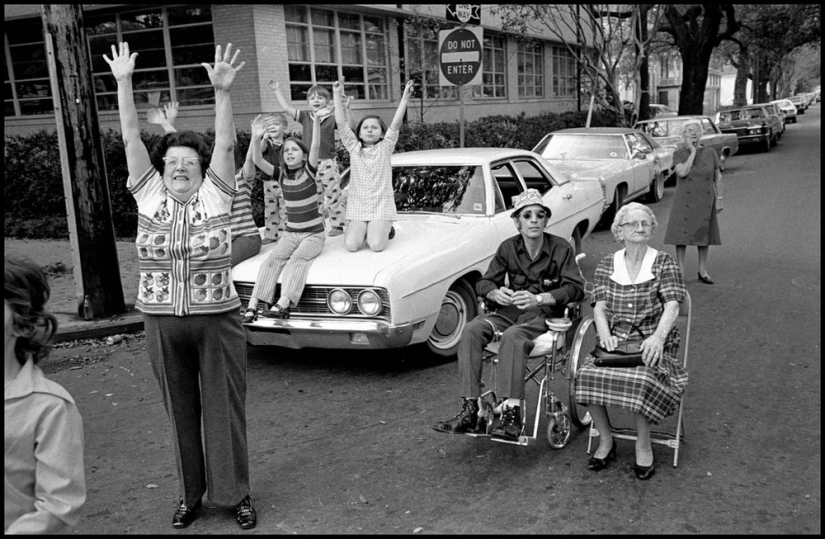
[232,217,487,287]
[546,159,627,181]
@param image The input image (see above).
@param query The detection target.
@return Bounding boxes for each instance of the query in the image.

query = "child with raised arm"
[242,110,327,322]
[270,80,349,237]
[332,78,414,252]
[249,112,291,243]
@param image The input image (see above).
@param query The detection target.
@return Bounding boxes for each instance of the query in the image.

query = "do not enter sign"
[438,27,483,86]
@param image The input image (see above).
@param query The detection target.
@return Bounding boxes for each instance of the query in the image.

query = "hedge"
[4,108,620,240]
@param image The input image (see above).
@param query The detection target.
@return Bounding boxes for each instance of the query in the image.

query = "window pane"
[177,86,213,106]
[338,12,360,30]
[346,84,365,100]
[342,65,364,83]
[174,67,210,88]
[171,43,214,67]
[287,26,309,62]
[19,98,53,115]
[6,101,17,117]
[284,5,307,24]
[132,70,169,91]
[88,35,119,73]
[85,14,118,36]
[133,89,171,107]
[121,29,165,66]
[367,35,385,65]
[93,75,117,94]
[6,20,43,45]
[290,84,313,102]
[120,10,163,32]
[341,32,362,65]
[170,24,215,50]
[311,8,334,27]
[313,29,335,63]
[167,6,212,26]
[363,16,383,34]
[369,84,387,100]
[9,45,49,80]
[96,94,117,111]
[15,80,50,100]
[314,64,338,83]
[289,63,312,82]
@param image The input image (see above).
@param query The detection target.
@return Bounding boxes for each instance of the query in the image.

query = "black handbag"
[592,322,646,368]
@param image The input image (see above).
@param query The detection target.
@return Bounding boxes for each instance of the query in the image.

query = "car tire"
[422,279,477,364]
[568,227,582,256]
[763,134,771,153]
[604,186,625,224]
[645,171,665,203]
[771,131,778,147]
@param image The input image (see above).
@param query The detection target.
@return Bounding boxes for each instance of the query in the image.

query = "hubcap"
[430,291,466,349]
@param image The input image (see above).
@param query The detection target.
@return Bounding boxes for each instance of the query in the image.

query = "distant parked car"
[633,115,738,172]
[715,105,782,153]
[771,99,798,124]
[232,148,604,359]
[789,95,808,114]
[755,102,785,135]
[532,127,675,222]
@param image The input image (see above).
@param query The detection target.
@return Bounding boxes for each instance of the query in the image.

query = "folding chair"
[586,291,692,467]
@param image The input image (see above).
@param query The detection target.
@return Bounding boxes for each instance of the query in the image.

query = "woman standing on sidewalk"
[103,42,256,530]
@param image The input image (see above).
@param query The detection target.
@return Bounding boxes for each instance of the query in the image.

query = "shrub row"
[4,109,620,240]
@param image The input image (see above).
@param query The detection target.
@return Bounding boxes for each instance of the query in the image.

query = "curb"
[54,317,144,343]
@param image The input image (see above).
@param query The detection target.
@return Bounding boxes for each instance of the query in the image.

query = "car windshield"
[718,109,765,122]
[534,134,628,160]
[635,118,691,137]
[391,165,487,215]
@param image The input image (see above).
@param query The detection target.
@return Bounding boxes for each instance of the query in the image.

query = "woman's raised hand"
[163,102,179,124]
[202,43,245,92]
[401,80,415,100]
[268,80,280,92]
[102,42,137,82]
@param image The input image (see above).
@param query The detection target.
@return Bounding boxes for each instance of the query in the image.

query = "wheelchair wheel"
[546,414,572,449]
[567,317,596,429]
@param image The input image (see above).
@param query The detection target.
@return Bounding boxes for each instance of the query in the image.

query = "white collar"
[610,246,657,285]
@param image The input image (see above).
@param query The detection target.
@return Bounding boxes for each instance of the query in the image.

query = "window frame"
[471,33,506,99]
[4,19,53,117]
[517,40,544,99]
[285,6,390,102]
[550,45,577,98]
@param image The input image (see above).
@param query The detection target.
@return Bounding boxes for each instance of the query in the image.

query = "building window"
[659,57,672,79]
[86,6,215,112]
[285,6,389,101]
[551,46,576,98]
[471,33,506,99]
[5,19,52,117]
[518,41,544,98]
[405,25,456,101]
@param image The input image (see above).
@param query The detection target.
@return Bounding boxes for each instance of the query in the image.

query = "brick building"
[4,4,587,138]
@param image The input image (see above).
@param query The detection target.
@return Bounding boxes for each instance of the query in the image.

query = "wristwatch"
[535,294,543,305]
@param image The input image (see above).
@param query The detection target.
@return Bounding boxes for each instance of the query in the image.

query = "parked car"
[755,102,785,135]
[789,95,808,114]
[650,104,678,118]
[633,115,739,173]
[532,128,675,221]
[232,148,604,359]
[771,99,798,124]
[715,105,782,152]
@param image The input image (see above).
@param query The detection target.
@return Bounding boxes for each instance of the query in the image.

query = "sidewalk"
[54,303,144,343]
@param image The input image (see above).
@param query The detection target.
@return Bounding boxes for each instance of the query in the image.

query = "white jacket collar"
[610,246,657,285]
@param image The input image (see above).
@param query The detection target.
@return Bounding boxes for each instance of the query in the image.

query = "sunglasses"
[520,210,547,220]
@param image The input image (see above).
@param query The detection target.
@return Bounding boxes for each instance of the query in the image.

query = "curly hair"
[610,202,658,244]
[150,130,211,175]
[4,256,58,366]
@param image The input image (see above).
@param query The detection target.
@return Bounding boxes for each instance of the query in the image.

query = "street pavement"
[36,103,821,534]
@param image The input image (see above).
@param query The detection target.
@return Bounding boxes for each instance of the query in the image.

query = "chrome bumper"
[243,317,415,349]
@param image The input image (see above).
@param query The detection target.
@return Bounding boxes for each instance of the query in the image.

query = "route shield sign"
[438,26,483,86]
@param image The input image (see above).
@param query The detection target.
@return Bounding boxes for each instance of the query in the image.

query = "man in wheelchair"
[433,189,585,441]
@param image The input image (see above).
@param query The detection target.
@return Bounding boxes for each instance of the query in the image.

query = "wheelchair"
[461,257,598,448]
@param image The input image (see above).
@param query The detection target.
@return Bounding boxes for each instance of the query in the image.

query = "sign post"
[438,25,483,147]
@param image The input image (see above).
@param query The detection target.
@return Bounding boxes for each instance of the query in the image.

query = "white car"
[771,99,798,124]
[650,104,678,118]
[232,148,604,360]
[532,128,675,222]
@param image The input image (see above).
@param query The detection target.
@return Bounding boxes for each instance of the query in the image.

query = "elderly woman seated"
[575,202,687,480]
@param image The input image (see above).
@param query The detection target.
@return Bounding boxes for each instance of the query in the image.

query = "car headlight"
[327,289,353,315]
[357,289,383,316]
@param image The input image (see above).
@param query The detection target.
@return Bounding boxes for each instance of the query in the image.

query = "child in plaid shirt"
[332,78,414,252]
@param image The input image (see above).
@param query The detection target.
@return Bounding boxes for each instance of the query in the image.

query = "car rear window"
[392,165,487,215]
[718,109,765,122]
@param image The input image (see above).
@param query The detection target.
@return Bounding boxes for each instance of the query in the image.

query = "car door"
[624,133,655,198]
[490,160,526,238]
[698,117,724,157]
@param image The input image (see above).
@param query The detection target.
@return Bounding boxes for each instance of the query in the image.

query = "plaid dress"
[576,248,688,425]
[340,123,398,222]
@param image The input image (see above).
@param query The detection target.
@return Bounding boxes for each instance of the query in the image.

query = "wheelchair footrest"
[491,435,530,446]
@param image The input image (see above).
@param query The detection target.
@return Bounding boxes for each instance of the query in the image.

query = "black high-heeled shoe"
[634,455,656,480]
[263,304,291,319]
[588,441,617,471]
[698,273,714,284]
[241,307,258,323]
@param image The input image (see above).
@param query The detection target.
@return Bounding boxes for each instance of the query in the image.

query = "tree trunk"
[637,6,651,122]
[42,5,125,319]
[733,49,750,106]
[677,47,712,115]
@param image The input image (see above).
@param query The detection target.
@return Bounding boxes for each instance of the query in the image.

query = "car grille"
[234,282,391,321]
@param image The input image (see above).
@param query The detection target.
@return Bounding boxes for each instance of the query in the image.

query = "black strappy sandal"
[241,307,258,323]
[263,304,291,319]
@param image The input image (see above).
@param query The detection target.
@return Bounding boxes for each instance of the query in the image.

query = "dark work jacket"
[476,233,585,320]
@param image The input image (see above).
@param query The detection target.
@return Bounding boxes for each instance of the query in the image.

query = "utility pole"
[41,4,125,319]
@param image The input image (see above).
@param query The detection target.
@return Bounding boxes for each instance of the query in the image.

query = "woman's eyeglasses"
[620,220,652,229]
[162,156,200,169]
[520,211,547,220]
